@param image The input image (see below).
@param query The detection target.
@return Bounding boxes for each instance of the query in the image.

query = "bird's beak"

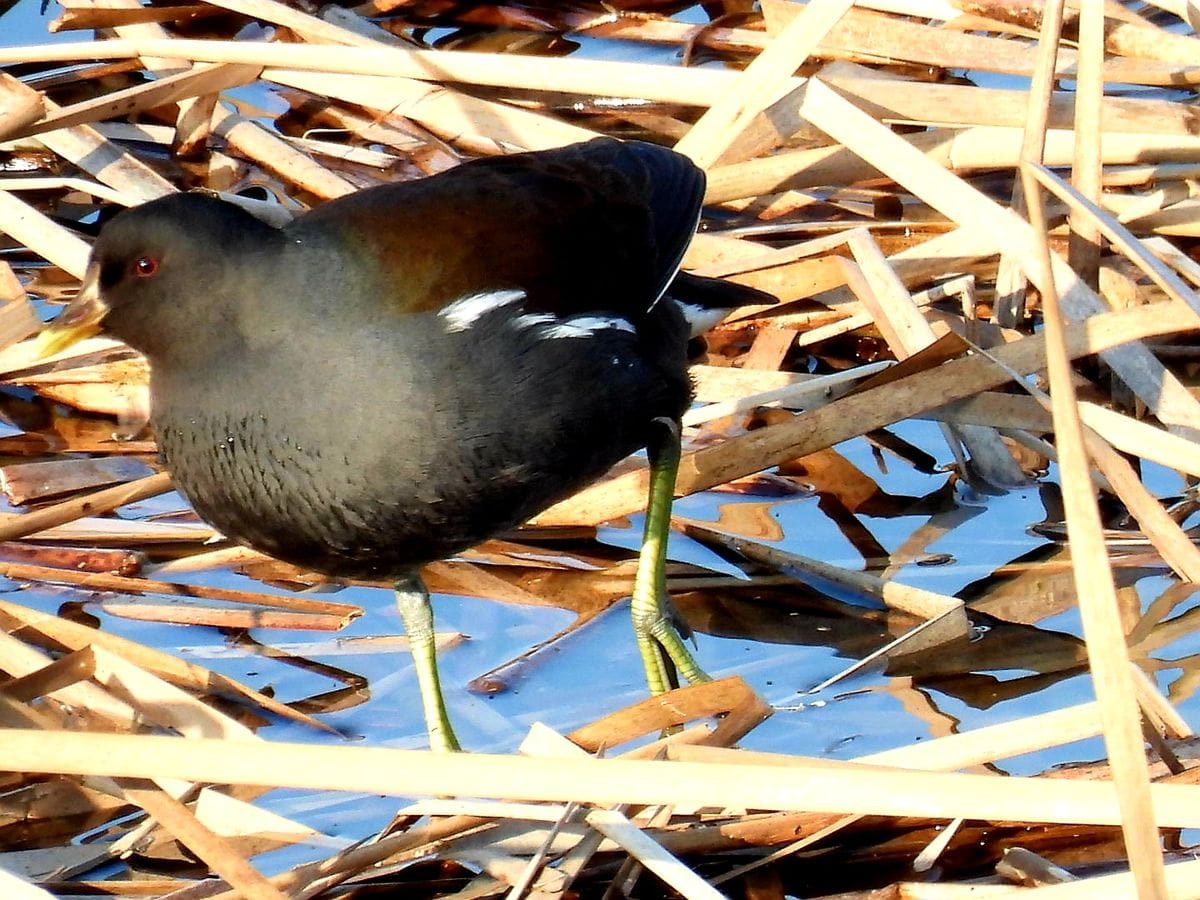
[33,264,109,359]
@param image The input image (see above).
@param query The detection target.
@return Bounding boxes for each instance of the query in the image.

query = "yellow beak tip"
[31,324,99,360]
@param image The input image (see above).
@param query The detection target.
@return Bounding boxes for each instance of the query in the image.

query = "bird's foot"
[632,597,710,695]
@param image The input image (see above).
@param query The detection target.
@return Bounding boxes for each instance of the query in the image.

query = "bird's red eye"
[134,256,159,277]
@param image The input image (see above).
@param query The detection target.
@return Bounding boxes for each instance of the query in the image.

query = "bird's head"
[35,192,280,361]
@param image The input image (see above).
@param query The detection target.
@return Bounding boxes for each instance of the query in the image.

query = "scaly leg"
[394,573,461,752]
[630,417,710,694]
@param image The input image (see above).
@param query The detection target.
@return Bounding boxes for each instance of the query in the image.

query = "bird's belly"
[154,407,622,580]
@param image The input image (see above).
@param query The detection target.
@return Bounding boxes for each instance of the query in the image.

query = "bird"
[36,137,764,751]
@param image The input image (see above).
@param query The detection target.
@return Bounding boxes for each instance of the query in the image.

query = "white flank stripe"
[511,313,556,330]
[540,316,636,339]
[439,289,525,333]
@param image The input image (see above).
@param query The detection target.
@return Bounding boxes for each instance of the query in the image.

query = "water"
[0,0,80,43]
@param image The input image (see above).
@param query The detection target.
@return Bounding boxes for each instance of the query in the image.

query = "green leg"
[394,573,461,752]
[631,418,710,695]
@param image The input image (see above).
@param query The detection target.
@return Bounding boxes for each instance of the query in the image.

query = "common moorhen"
[37,138,759,750]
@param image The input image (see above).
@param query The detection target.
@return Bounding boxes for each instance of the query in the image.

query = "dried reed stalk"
[1019,160,1166,894]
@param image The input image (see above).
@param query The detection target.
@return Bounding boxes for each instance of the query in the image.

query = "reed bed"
[1,0,1200,896]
